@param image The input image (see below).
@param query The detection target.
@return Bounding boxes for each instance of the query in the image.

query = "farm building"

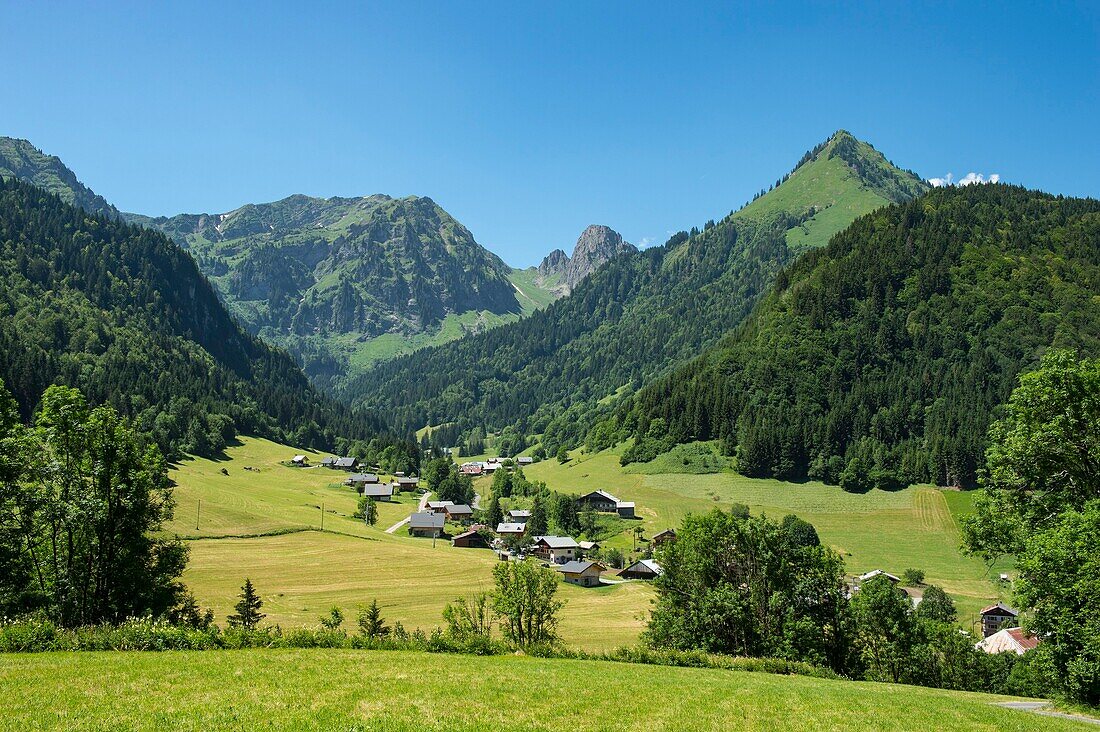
[619,559,662,580]
[320,457,337,468]
[426,501,454,514]
[460,463,484,476]
[360,484,394,501]
[508,509,532,523]
[452,529,490,549]
[334,457,358,471]
[496,522,526,537]
[408,511,446,537]
[575,490,620,513]
[556,560,606,587]
[616,502,636,518]
[395,477,420,491]
[531,536,579,564]
[517,456,534,465]
[979,603,1019,638]
[578,540,600,556]
[291,455,308,466]
[857,570,901,585]
[651,529,677,546]
[345,473,380,487]
[445,504,474,522]
[976,627,1038,655]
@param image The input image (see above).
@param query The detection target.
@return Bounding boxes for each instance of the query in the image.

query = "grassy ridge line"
[0,649,1082,732]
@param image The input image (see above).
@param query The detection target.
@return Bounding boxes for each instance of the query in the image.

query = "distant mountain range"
[0,137,639,387]
[346,130,931,452]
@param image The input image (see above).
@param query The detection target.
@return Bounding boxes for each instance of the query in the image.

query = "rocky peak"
[537,248,569,278]
[560,224,636,292]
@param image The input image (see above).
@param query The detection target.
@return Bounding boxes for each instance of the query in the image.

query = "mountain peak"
[538,225,636,293]
[0,136,118,218]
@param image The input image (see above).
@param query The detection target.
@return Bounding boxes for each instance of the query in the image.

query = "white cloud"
[637,236,656,249]
[928,171,1001,187]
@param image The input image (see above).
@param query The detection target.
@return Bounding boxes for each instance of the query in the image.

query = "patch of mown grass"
[0,649,1079,731]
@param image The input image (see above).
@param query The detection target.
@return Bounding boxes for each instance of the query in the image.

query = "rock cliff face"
[537,225,635,293]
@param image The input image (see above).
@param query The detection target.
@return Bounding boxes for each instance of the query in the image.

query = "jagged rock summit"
[538,224,636,293]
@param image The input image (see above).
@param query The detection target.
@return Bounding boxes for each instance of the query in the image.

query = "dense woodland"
[618,185,1100,487]
[0,178,403,460]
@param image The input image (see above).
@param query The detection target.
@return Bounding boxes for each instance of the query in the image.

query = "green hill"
[1,649,1082,731]
[132,194,558,385]
[0,137,118,218]
[620,184,1100,488]
[345,131,929,453]
[0,177,395,460]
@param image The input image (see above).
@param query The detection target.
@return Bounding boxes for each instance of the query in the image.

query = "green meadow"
[0,649,1084,732]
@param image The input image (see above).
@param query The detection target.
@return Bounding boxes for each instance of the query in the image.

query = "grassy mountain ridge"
[619,183,1100,487]
[0,176,395,459]
[346,131,929,452]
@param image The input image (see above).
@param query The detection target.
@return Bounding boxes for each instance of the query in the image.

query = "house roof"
[446,504,474,515]
[409,511,445,529]
[335,457,357,467]
[532,535,579,549]
[361,484,393,497]
[427,501,454,509]
[616,501,636,509]
[292,455,306,461]
[578,489,620,503]
[578,540,599,550]
[347,473,379,483]
[556,560,605,575]
[517,456,534,463]
[397,476,419,484]
[652,529,677,539]
[320,457,336,464]
[976,627,1039,655]
[509,509,532,518]
[496,522,526,533]
[980,602,1019,617]
[858,569,901,583]
[620,559,662,576]
[452,529,485,542]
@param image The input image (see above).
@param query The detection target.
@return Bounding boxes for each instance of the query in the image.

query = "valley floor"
[0,649,1086,732]
[167,437,1010,650]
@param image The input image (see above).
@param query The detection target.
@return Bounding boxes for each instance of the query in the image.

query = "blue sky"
[3,2,1098,266]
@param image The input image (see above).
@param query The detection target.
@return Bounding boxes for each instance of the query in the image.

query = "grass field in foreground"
[0,649,1083,732]
[168,438,650,651]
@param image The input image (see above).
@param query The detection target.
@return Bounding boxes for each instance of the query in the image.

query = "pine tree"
[357,599,389,639]
[486,496,504,528]
[528,494,548,535]
[227,578,265,629]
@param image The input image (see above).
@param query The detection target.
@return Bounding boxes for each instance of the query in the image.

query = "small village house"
[496,522,526,538]
[651,528,677,546]
[320,457,337,468]
[857,569,901,585]
[556,560,606,587]
[979,603,1019,638]
[445,504,475,523]
[408,511,446,537]
[345,472,380,487]
[460,463,484,476]
[508,509,532,524]
[360,484,394,501]
[291,455,308,467]
[531,536,579,564]
[452,528,490,549]
[575,490,620,513]
[619,559,662,580]
[578,540,600,557]
[517,456,534,465]
[395,476,420,491]
[426,501,454,514]
[615,501,636,518]
[334,457,358,471]
[976,627,1039,655]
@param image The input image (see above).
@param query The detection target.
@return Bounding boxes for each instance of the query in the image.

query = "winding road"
[383,491,433,534]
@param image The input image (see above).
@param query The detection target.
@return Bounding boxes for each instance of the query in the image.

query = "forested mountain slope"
[0,137,118,218]
[618,184,1100,488]
[130,194,557,384]
[0,177,396,459]
[346,131,929,452]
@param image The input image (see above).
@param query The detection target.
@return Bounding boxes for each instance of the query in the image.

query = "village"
[290,452,1036,656]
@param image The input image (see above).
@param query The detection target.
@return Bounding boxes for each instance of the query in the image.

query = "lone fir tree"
[227,578,266,629]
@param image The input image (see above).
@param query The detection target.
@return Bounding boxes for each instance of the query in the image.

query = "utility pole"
[196,499,200,531]
[320,502,325,531]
